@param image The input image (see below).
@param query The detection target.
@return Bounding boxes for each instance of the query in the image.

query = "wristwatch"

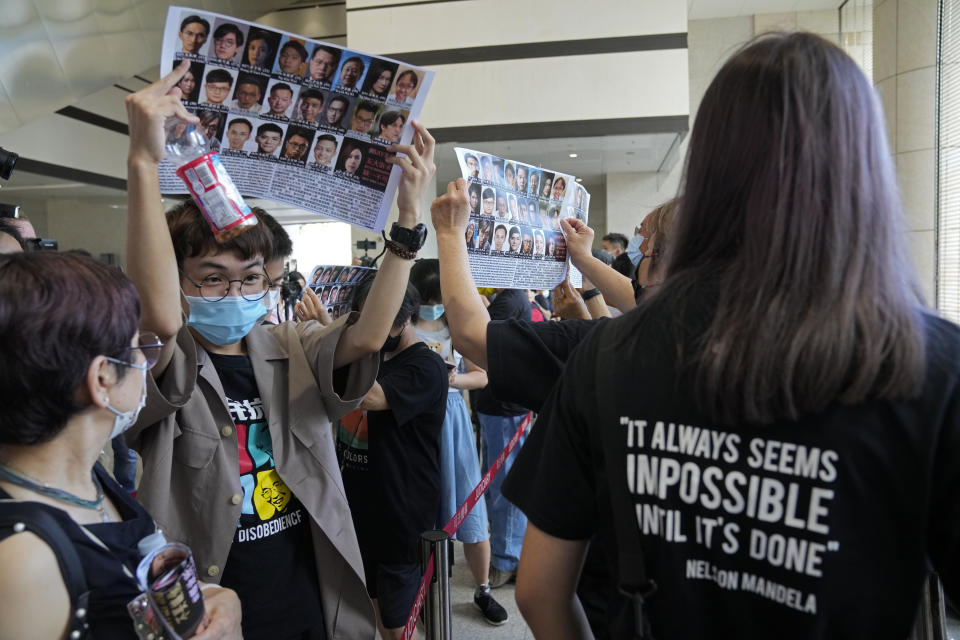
[389,222,428,252]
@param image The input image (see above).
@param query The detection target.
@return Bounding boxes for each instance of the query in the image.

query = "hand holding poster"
[455,147,590,290]
[157,7,434,232]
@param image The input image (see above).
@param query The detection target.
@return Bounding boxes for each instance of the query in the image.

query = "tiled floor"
[390,541,531,639]
[446,542,531,639]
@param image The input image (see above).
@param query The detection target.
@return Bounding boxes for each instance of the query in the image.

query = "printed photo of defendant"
[229,73,266,113]
[465,218,477,250]
[273,37,309,78]
[295,89,325,124]
[307,44,342,85]
[360,59,399,99]
[281,127,315,162]
[349,101,382,136]
[200,68,235,107]
[177,13,210,55]
[374,110,406,143]
[480,187,496,218]
[475,219,493,252]
[244,27,281,70]
[249,121,285,157]
[540,171,555,199]
[387,67,423,106]
[519,228,534,257]
[468,183,482,215]
[492,224,509,252]
[321,95,352,129]
[172,60,204,102]
[262,80,298,119]
[533,229,546,257]
[311,134,340,169]
[334,54,369,91]
[507,226,522,254]
[196,110,224,149]
[223,117,252,151]
[464,152,479,178]
[335,140,365,176]
[210,21,245,64]
[480,155,495,183]
[528,169,541,198]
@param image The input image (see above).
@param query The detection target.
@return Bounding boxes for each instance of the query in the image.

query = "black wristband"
[381,231,418,259]
[581,288,602,301]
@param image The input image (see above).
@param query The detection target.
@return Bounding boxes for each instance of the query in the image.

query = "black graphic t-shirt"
[503,301,960,640]
[208,353,325,640]
[339,343,448,565]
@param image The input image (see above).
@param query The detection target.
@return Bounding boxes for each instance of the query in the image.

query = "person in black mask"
[340,279,448,640]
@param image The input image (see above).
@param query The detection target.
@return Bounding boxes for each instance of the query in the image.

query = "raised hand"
[296,287,333,325]
[431,178,471,236]
[387,120,436,227]
[552,275,590,320]
[559,217,594,264]
[125,60,199,166]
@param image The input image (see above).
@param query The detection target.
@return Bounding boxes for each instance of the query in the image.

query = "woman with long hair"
[503,32,957,639]
[173,61,202,101]
[464,221,476,249]
[476,220,493,251]
[336,141,364,175]
[361,60,396,98]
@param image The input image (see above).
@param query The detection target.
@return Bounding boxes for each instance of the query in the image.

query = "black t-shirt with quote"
[502,301,960,640]
[208,353,325,640]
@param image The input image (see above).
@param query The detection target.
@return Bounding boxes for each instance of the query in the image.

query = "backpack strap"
[598,419,658,639]
[0,500,92,639]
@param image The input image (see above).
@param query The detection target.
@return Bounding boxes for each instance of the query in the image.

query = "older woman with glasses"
[0,251,241,639]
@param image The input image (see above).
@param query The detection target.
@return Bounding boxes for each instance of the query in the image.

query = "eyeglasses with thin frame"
[181,270,272,302]
[107,331,164,370]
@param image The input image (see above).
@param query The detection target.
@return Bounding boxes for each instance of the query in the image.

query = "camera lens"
[0,147,18,180]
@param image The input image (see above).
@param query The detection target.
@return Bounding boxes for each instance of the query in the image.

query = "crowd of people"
[0,30,958,640]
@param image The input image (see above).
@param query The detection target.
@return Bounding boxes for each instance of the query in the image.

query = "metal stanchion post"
[419,530,452,640]
[909,573,947,640]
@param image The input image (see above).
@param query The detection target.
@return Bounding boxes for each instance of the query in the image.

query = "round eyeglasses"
[106,331,164,370]
[181,271,272,302]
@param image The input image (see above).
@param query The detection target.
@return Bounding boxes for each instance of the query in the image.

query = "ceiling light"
[568,153,578,158]
[575,178,583,183]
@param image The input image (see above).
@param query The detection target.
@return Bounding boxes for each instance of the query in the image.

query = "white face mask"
[105,366,147,440]
[262,287,281,312]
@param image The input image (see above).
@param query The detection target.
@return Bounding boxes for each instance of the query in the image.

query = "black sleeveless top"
[0,463,156,638]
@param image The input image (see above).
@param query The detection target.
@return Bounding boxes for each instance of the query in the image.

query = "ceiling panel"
[0,0,302,135]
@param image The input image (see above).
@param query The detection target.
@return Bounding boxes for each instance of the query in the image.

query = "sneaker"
[487,565,516,588]
[474,585,508,625]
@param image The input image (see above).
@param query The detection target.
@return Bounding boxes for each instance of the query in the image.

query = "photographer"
[281,270,306,321]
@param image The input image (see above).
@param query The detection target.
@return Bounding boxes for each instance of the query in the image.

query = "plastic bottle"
[164,118,256,242]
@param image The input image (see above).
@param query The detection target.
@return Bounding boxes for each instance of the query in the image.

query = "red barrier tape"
[401,412,533,640]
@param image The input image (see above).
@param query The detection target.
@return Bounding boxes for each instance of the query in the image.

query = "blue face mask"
[185,295,269,345]
[626,234,646,267]
[418,304,445,322]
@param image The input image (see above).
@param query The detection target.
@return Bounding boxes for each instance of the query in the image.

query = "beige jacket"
[128,316,378,639]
